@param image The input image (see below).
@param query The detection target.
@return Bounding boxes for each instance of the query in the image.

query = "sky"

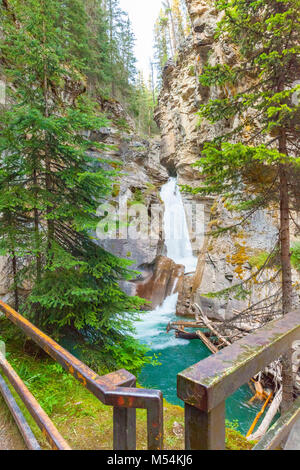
[118,0,163,78]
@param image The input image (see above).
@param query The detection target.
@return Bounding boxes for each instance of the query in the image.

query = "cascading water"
[160,177,198,273]
[135,177,263,435]
[135,177,197,349]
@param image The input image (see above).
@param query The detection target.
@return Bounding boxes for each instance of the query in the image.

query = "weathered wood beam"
[167,321,205,332]
[178,309,300,412]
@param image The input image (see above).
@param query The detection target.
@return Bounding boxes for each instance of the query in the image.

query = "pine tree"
[153,1,190,84]
[0,0,147,372]
[163,1,177,56]
[84,0,112,94]
[154,11,170,84]
[172,0,185,46]
[104,0,136,101]
[130,72,158,137]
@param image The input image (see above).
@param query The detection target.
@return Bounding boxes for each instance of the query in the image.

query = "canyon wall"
[92,99,183,308]
[155,0,300,322]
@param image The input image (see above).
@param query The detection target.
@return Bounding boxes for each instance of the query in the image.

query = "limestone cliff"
[85,98,183,310]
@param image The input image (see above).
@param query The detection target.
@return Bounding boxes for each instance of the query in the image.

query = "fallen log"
[166,320,205,333]
[247,388,282,441]
[194,303,232,347]
[246,392,273,439]
[196,330,219,354]
[175,330,199,340]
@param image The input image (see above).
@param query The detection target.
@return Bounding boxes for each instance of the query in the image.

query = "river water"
[135,178,262,436]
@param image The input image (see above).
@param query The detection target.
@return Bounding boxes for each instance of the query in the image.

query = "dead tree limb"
[194,303,232,347]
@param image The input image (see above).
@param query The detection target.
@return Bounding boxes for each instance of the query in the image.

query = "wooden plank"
[194,303,231,347]
[0,355,71,450]
[167,321,205,332]
[0,373,41,450]
[185,401,226,450]
[0,300,164,451]
[113,407,136,450]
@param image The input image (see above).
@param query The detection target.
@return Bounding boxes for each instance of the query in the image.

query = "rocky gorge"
[0,0,299,393]
[86,0,300,326]
[1,1,299,326]
[97,0,300,394]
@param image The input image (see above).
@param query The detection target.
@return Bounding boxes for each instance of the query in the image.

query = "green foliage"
[0,0,148,371]
[129,72,159,137]
[114,117,131,132]
[249,251,272,269]
[0,331,253,450]
[226,428,256,450]
[153,1,190,86]
[291,241,300,271]
[129,189,145,206]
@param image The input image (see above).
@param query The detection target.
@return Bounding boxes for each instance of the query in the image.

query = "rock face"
[87,100,180,306]
[155,0,300,321]
[136,256,184,310]
[1,0,299,325]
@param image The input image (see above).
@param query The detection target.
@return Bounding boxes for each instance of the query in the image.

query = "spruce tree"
[0,0,147,373]
[154,11,170,83]
[153,1,190,84]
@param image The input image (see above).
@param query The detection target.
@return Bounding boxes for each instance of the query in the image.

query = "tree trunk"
[279,163,292,315]
[33,169,41,283]
[42,21,54,264]
[109,0,115,97]
[247,388,282,441]
[278,134,294,412]
[11,253,19,312]
[166,0,177,55]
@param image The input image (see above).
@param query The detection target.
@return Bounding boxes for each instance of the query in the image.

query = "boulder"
[136,256,185,310]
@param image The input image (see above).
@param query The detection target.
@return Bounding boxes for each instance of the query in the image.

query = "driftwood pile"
[167,302,233,353]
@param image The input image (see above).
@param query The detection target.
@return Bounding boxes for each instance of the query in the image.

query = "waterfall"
[136,179,261,433]
[135,177,198,344]
[160,177,197,274]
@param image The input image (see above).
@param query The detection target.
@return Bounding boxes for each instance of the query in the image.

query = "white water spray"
[135,177,198,345]
[161,177,197,273]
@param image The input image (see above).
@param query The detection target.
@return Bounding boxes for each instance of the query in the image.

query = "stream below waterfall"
[135,178,263,436]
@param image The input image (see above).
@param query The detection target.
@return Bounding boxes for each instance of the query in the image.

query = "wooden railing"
[1,299,299,451]
[0,300,163,450]
[177,309,300,450]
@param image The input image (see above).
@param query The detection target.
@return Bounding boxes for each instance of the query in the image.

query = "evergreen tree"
[84,0,112,93]
[130,72,158,137]
[104,0,136,100]
[186,0,299,409]
[153,1,190,85]
[0,0,147,372]
[163,1,177,57]
[172,0,185,45]
[154,10,170,84]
